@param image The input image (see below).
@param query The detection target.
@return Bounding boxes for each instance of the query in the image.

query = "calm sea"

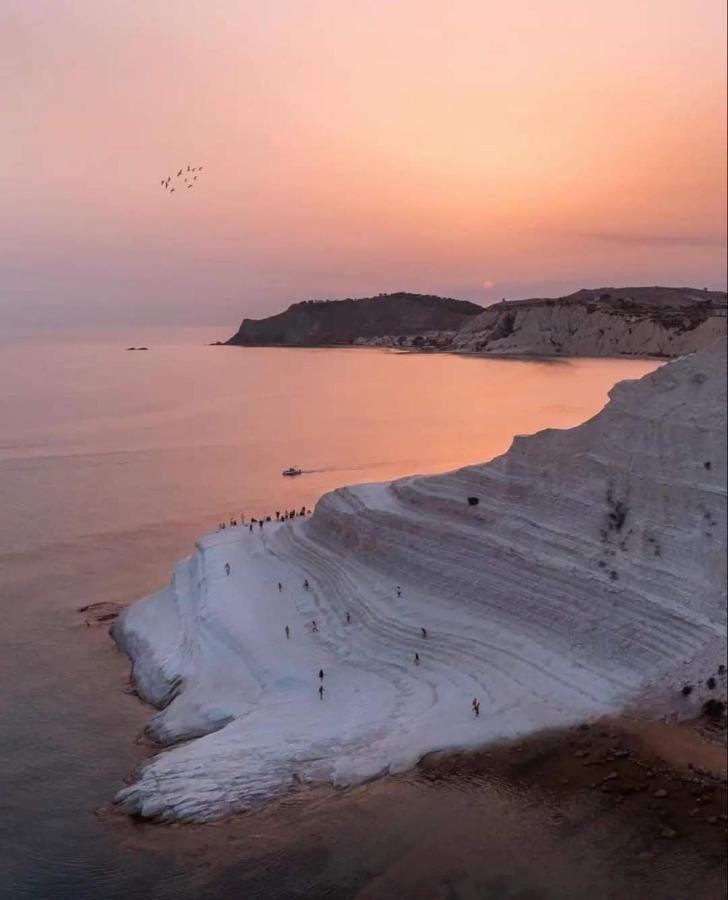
[0,328,661,899]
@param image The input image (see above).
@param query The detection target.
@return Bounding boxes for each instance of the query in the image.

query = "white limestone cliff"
[111,343,727,821]
[452,287,726,357]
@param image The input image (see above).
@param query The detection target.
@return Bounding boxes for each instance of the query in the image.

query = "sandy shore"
[110,713,726,898]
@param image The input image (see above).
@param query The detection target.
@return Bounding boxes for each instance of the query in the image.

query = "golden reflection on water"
[0,332,660,556]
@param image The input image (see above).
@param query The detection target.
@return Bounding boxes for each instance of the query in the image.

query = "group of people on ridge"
[217,507,311,534]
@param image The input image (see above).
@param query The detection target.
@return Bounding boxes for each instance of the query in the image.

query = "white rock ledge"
[112,345,727,822]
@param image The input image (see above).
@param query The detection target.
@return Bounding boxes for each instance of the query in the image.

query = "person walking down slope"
[421,627,428,639]
[224,563,231,576]
[318,684,325,700]
[472,698,480,717]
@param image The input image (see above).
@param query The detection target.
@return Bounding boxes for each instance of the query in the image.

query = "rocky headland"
[225,292,483,347]
[112,342,726,821]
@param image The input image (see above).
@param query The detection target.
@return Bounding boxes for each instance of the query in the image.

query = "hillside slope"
[452,287,727,357]
[112,343,726,821]
[226,292,483,346]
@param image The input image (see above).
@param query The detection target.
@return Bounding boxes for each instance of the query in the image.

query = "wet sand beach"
[110,714,726,900]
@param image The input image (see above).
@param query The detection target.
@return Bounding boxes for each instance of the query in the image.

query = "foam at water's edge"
[112,344,727,822]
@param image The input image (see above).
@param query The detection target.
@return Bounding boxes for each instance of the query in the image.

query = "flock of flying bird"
[160,165,203,193]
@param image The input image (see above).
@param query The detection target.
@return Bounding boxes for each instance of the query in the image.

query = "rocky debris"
[79,601,122,626]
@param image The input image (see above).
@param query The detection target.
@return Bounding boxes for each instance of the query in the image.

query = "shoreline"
[213,340,672,362]
[106,711,726,899]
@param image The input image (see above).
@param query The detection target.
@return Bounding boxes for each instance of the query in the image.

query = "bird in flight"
[160,165,204,194]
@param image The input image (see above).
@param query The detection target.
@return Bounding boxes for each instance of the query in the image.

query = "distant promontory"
[225,292,484,347]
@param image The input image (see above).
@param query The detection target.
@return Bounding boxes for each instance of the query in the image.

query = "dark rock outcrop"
[225,292,483,346]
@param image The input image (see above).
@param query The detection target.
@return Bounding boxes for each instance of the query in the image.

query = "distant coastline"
[221,286,727,359]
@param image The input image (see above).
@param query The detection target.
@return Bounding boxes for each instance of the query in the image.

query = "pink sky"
[1,0,726,329]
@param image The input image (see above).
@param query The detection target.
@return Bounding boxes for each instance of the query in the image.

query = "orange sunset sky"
[2,0,726,328]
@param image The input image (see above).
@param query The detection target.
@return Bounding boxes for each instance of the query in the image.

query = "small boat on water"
[282,467,303,477]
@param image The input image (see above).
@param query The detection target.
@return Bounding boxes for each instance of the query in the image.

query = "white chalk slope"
[453,288,727,358]
[112,344,727,821]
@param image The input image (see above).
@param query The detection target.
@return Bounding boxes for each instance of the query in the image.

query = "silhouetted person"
[224,563,231,576]
[312,620,318,633]
[285,625,290,639]
[318,685,325,700]
[472,698,480,717]
[278,582,282,592]
[303,579,310,591]
[346,611,351,624]
[414,653,420,665]
[421,627,428,639]
[396,586,401,598]
[318,669,324,680]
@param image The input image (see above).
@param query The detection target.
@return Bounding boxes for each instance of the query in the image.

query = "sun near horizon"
[1,0,725,330]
